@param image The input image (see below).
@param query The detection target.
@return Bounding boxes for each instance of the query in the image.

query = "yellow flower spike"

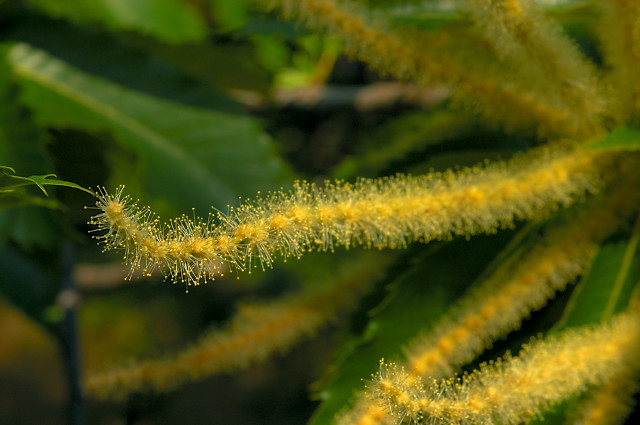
[461,0,605,135]
[334,170,640,425]
[597,0,640,123]
[89,146,612,286]
[371,310,640,425]
[84,253,390,401]
[568,370,640,425]
[263,0,587,138]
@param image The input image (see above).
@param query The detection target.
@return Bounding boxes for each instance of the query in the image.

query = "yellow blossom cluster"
[90,145,607,286]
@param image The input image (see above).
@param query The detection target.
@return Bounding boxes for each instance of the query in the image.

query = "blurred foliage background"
[1,1,638,425]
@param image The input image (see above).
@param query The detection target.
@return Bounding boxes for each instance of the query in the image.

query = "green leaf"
[586,126,640,152]
[309,231,517,425]
[24,0,208,44]
[0,166,94,196]
[6,43,294,214]
[0,47,71,247]
[0,47,52,176]
[528,215,640,425]
[2,16,241,112]
[555,219,640,330]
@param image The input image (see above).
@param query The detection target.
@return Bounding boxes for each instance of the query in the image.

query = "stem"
[59,243,84,425]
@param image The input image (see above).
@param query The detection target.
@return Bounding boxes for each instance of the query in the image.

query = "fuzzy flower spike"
[371,309,640,425]
[89,145,609,287]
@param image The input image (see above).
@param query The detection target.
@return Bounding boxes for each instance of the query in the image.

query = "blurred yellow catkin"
[372,309,640,425]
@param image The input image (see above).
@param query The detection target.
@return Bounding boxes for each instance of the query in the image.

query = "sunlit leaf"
[6,43,294,214]
[24,0,207,44]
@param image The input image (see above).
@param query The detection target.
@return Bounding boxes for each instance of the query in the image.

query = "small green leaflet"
[0,166,93,197]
